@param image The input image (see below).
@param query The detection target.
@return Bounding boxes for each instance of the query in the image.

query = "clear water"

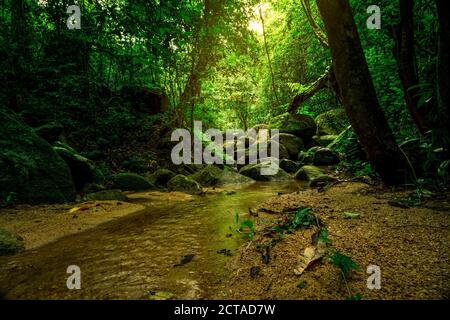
[0,181,304,300]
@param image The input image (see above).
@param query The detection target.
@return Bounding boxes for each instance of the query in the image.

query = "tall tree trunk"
[178,0,219,130]
[259,5,279,107]
[393,0,427,133]
[316,0,411,185]
[435,0,450,155]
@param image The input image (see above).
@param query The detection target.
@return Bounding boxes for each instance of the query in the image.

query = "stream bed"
[0,181,304,299]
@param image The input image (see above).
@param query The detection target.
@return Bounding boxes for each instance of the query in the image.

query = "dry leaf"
[294,242,327,276]
[69,207,80,214]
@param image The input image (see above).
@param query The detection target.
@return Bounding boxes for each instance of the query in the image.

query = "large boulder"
[239,162,289,181]
[270,113,317,142]
[313,135,339,147]
[313,148,340,166]
[0,110,76,204]
[189,166,253,186]
[258,141,290,161]
[315,109,349,136]
[235,141,290,166]
[0,229,25,256]
[298,150,314,165]
[53,145,103,191]
[167,175,202,194]
[153,169,177,186]
[294,165,337,187]
[295,165,325,181]
[273,133,304,159]
[279,159,301,173]
[112,173,154,191]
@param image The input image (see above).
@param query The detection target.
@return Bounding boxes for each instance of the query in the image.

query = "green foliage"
[346,293,362,301]
[318,227,331,245]
[438,160,450,182]
[328,249,362,279]
[291,208,315,229]
[269,208,315,240]
[233,211,255,241]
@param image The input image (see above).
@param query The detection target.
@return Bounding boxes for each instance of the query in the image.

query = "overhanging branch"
[287,65,333,115]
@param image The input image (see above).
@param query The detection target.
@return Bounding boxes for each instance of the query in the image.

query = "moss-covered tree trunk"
[316,0,410,185]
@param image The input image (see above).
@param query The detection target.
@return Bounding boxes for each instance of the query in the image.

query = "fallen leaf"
[148,291,175,300]
[344,212,361,219]
[294,242,327,276]
[69,207,80,214]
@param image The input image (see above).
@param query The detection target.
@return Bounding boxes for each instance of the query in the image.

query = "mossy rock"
[167,175,202,194]
[258,141,290,161]
[153,169,177,186]
[294,165,326,181]
[294,165,337,187]
[279,159,301,173]
[298,151,314,164]
[0,110,76,204]
[189,166,253,186]
[0,229,25,256]
[270,113,316,141]
[83,189,128,201]
[239,162,289,181]
[54,146,104,191]
[273,133,304,159]
[112,173,154,191]
[313,148,340,166]
[315,109,349,136]
[313,135,339,147]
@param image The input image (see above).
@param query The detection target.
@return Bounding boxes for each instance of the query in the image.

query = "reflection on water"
[0,181,304,300]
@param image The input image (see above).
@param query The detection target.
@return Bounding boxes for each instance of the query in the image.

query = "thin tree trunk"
[316,0,411,185]
[259,5,279,106]
[393,0,427,133]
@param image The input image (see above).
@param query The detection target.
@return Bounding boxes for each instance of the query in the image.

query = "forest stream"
[0,181,304,300]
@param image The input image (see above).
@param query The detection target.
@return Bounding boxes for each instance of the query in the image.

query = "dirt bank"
[0,191,197,250]
[221,182,450,300]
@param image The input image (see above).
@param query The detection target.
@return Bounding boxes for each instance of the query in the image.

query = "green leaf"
[318,227,331,244]
[329,250,362,278]
[346,293,362,300]
[343,212,361,219]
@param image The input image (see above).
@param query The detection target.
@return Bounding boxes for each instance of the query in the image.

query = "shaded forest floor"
[221,182,450,300]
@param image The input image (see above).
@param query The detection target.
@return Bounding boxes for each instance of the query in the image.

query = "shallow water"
[0,181,304,300]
